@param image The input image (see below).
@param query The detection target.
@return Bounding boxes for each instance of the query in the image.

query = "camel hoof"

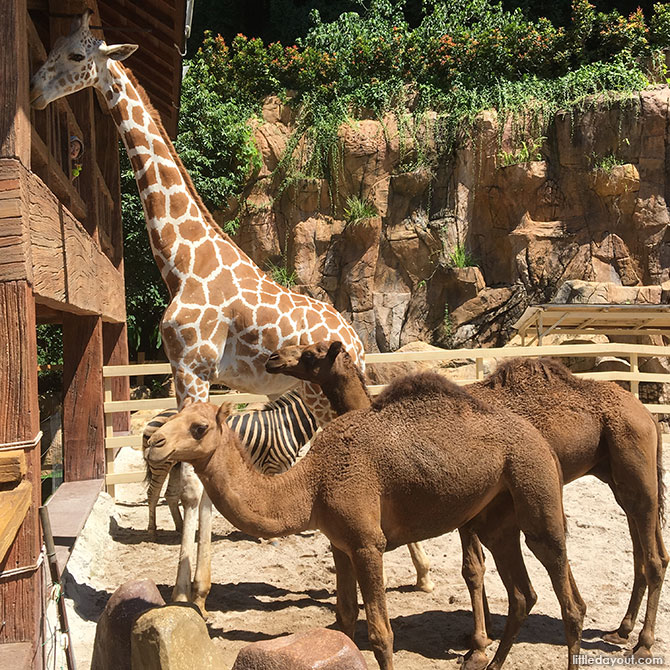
[602,631,629,646]
[461,649,489,670]
[416,577,435,593]
[630,645,653,660]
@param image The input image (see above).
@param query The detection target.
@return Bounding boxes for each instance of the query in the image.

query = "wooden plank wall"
[0,157,126,322]
[0,282,44,666]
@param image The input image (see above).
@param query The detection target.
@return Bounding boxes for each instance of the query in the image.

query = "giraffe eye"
[69,53,85,62]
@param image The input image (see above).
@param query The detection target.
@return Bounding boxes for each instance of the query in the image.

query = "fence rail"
[102,342,670,492]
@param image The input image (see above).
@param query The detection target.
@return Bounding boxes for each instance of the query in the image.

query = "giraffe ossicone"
[30,10,365,613]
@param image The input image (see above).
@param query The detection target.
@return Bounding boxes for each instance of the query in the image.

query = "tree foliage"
[117,0,670,359]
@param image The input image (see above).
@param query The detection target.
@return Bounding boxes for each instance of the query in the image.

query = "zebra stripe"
[143,390,317,532]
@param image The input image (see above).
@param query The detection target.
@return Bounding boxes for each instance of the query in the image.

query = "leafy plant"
[591,152,626,172]
[448,243,478,268]
[497,136,546,167]
[266,259,298,288]
[344,195,378,224]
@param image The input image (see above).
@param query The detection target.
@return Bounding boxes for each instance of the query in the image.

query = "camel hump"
[483,357,579,390]
[373,371,486,411]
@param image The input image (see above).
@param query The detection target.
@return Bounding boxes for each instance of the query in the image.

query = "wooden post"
[630,352,639,398]
[62,314,105,481]
[0,281,44,667]
[103,322,130,434]
[475,357,484,380]
[0,0,30,168]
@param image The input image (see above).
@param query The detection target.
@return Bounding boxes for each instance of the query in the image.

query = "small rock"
[130,604,225,669]
[91,578,165,670]
[232,628,368,670]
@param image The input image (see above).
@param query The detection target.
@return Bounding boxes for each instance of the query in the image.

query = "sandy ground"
[64,446,670,670]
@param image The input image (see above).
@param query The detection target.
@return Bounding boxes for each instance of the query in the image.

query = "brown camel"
[267,343,667,667]
[146,342,586,670]
[462,358,668,661]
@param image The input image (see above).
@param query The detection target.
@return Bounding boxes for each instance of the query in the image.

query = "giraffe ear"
[181,397,194,409]
[99,43,139,61]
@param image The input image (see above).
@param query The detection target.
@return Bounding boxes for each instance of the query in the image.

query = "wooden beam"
[0,160,33,283]
[0,280,44,661]
[0,483,32,566]
[0,0,30,166]
[0,450,27,485]
[23,162,126,322]
[62,313,105,481]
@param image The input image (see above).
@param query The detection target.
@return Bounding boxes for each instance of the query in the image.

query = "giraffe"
[29,10,365,613]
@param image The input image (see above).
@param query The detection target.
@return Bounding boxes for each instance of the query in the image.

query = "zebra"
[143,390,318,535]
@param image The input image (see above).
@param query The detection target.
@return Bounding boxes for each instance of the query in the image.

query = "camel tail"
[656,418,666,526]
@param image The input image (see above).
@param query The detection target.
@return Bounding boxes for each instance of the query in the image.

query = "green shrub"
[448,243,478,268]
[266,259,298,287]
[344,195,378,224]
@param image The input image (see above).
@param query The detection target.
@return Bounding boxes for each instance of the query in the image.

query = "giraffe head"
[30,9,138,110]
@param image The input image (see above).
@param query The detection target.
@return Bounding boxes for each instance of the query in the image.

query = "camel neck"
[323,366,371,415]
[193,435,318,538]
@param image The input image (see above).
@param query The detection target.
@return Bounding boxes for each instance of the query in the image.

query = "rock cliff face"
[219,88,670,352]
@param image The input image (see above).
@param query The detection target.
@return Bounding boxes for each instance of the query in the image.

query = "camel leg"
[602,514,646,645]
[606,437,668,657]
[164,464,184,533]
[407,542,434,592]
[351,545,394,670]
[617,509,667,657]
[192,491,212,617]
[147,463,169,537]
[478,527,536,670]
[522,532,585,670]
[507,453,585,670]
[332,544,359,640]
[172,463,202,604]
[459,526,494,670]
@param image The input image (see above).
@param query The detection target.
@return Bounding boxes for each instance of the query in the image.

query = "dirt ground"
[65,446,670,670]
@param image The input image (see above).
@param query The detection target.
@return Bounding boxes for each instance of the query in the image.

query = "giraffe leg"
[173,463,202,604]
[168,367,212,606]
[407,542,434,592]
[192,492,212,616]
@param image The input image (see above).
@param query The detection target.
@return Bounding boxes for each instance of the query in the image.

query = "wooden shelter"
[513,303,670,345]
[0,0,187,666]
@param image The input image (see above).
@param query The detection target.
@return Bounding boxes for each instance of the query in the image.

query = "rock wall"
[219,88,670,351]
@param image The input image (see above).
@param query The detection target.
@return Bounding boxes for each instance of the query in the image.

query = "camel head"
[145,400,232,466]
[29,9,138,110]
[265,341,345,385]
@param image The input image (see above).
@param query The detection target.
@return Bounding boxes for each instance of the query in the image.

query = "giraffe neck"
[98,61,243,296]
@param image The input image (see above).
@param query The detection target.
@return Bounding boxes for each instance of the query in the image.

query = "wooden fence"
[102,342,670,495]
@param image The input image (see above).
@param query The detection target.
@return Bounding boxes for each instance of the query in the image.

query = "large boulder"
[91,579,165,670]
[130,605,225,670]
[232,628,367,670]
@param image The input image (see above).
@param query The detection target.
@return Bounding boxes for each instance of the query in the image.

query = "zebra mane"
[261,389,304,411]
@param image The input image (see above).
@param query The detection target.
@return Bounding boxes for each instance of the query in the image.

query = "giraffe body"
[30,11,365,611]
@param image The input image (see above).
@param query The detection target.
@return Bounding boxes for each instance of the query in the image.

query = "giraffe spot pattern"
[102,61,365,423]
